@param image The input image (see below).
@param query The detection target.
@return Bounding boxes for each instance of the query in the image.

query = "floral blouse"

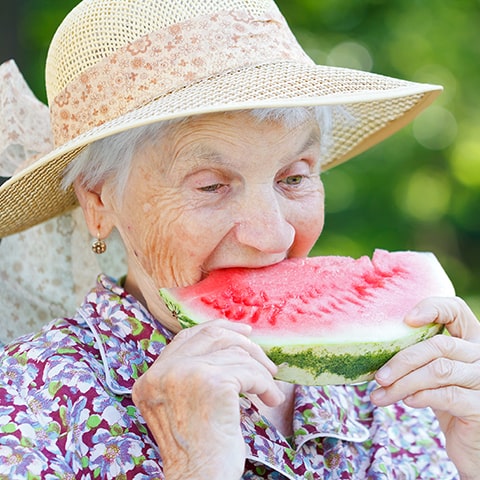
[0,275,459,479]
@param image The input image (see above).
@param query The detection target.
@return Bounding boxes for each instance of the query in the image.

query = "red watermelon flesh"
[159,249,455,385]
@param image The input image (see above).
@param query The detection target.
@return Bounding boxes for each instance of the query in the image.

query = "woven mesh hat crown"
[0,0,442,238]
[46,0,276,101]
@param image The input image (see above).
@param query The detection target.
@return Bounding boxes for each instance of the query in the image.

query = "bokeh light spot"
[413,106,457,150]
[327,41,373,71]
[396,169,451,221]
[311,232,364,258]
[323,169,355,213]
[413,64,458,105]
[450,139,480,188]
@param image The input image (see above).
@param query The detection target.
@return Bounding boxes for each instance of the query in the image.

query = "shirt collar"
[76,274,174,395]
[241,384,371,478]
[292,384,370,448]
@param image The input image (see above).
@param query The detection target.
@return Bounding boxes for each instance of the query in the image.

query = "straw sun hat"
[0,0,442,238]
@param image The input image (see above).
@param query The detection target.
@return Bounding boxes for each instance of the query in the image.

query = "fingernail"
[376,365,391,382]
[406,305,438,325]
[236,324,253,336]
[407,306,420,318]
[371,387,385,401]
[405,307,423,326]
[268,360,279,375]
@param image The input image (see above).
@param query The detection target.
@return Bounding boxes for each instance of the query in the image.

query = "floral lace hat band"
[49,8,310,146]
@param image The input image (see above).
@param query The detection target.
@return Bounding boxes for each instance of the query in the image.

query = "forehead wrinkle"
[177,143,236,170]
[195,125,320,159]
[170,121,321,175]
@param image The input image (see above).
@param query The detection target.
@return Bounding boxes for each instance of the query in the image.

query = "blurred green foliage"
[1,0,479,313]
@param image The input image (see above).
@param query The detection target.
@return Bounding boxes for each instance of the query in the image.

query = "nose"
[232,189,295,254]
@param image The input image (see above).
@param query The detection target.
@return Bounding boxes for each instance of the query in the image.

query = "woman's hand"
[371,297,480,479]
[132,320,284,480]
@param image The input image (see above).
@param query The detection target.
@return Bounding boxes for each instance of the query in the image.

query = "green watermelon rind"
[160,289,443,385]
[263,322,443,385]
[161,291,201,329]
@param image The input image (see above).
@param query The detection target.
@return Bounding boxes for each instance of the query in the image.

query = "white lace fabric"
[0,60,126,344]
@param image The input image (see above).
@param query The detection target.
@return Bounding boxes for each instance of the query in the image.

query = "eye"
[281,174,305,186]
[198,183,226,193]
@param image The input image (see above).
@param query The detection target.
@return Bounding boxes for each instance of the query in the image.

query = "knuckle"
[448,296,468,321]
[448,296,473,322]
[430,357,454,381]
[132,368,169,408]
[190,368,217,390]
[201,324,222,338]
[173,326,195,341]
[453,295,468,310]
[428,333,457,356]
[228,344,250,357]
[442,385,460,408]
[131,380,142,406]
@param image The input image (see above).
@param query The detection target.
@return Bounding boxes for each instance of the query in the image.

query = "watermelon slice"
[159,249,455,385]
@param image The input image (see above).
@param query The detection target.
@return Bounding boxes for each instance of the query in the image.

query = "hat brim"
[0,61,442,237]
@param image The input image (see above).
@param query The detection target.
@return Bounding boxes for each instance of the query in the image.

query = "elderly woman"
[0,0,479,478]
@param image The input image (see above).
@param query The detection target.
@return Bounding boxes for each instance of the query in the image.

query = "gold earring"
[91,233,107,254]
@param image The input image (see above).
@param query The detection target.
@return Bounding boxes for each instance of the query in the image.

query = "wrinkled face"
[107,112,325,329]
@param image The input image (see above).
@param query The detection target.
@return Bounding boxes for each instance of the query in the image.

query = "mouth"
[199,256,288,280]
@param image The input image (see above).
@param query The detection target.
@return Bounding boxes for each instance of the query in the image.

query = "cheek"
[122,192,233,286]
[145,210,193,280]
[120,191,186,276]
[299,199,324,241]
[290,187,325,255]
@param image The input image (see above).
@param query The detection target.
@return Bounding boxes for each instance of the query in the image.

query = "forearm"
[145,406,245,480]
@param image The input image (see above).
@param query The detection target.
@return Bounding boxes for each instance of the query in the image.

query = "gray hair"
[62,106,335,199]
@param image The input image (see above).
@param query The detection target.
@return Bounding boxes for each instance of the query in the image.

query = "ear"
[74,179,116,239]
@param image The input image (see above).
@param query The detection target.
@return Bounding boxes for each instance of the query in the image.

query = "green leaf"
[86,415,102,429]
[48,381,62,396]
[1,423,16,434]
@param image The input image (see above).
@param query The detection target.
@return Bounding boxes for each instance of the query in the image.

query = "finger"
[376,333,480,387]
[174,319,252,343]
[197,347,285,407]
[233,366,286,407]
[405,296,480,342]
[403,385,480,421]
[166,321,279,378]
[372,357,480,407]
[172,320,255,354]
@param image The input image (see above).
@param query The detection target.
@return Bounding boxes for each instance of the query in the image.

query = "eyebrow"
[293,128,321,159]
[189,146,224,163]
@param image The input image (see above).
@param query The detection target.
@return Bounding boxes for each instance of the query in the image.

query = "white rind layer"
[262,322,443,385]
